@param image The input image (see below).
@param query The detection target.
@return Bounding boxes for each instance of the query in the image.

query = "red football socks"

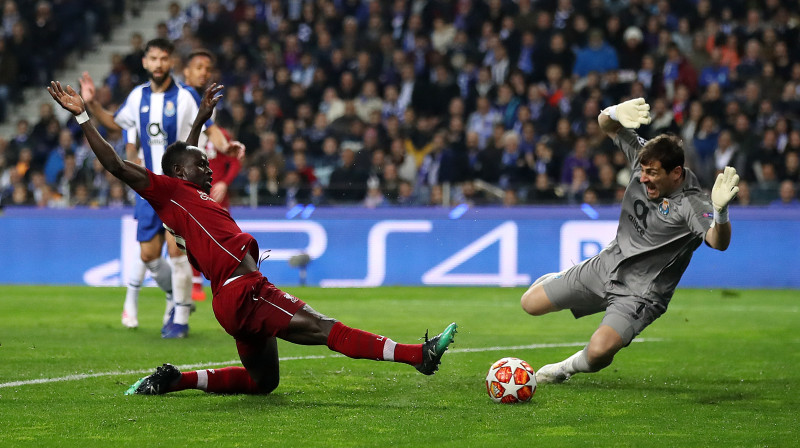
[170,367,261,394]
[326,321,422,365]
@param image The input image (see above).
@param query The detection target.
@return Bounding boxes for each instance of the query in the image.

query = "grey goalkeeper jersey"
[600,129,715,303]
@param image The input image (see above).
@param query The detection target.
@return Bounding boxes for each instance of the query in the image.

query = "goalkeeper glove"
[603,98,652,129]
[711,166,740,223]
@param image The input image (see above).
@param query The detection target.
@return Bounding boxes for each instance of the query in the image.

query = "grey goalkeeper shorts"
[540,256,667,345]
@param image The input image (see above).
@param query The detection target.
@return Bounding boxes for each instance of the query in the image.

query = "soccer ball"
[485,357,537,404]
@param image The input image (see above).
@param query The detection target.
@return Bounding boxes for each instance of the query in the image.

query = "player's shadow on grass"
[565,376,763,404]
[182,393,453,410]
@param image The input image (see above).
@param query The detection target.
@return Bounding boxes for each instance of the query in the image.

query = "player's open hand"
[711,166,740,212]
[198,83,224,123]
[228,140,246,161]
[79,72,96,103]
[48,81,86,116]
[615,98,651,129]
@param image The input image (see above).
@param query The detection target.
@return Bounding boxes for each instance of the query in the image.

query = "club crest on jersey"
[658,199,670,215]
[164,100,177,117]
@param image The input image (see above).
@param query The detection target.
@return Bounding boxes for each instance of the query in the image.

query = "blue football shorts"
[133,194,165,242]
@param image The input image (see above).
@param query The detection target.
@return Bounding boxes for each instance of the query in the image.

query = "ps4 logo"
[559,221,617,271]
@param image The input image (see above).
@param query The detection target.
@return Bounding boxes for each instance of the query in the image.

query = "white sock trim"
[196,370,208,390]
[382,339,396,361]
[170,255,193,307]
[173,304,191,325]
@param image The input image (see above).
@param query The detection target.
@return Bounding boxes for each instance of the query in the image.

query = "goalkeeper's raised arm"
[705,166,739,251]
[598,97,652,139]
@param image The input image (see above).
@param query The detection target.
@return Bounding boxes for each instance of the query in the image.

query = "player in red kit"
[181,49,243,302]
[48,81,457,396]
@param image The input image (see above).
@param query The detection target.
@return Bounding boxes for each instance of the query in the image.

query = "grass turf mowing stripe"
[0,338,660,389]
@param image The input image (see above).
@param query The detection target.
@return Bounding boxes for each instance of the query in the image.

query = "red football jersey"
[136,169,259,293]
[206,130,242,210]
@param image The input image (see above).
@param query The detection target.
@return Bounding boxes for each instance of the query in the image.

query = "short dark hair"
[639,134,685,173]
[186,48,216,65]
[145,38,175,55]
[162,141,192,176]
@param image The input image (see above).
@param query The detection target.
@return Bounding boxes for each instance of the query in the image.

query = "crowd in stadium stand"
[1,0,800,209]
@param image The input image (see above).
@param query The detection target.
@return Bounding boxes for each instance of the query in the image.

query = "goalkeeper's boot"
[536,350,582,384]
[415,322,458,375]
[125,363,180,395]
[121,311,138,329]
[535,362,571,384]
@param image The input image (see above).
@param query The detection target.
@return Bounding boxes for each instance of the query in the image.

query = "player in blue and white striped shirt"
[80,38,241,338]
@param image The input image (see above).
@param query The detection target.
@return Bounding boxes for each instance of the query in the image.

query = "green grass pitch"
[1,286,798,447]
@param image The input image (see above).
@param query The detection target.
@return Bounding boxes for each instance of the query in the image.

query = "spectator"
[593,163,619,204]
[0,37,18,122]
[769,180,799,207]
[10,0,800,210]
[527,172,560,204]
[6,22,31,88]
[466,96,501,150]
[122,32,146,84]
[43,129,76,185]
[713,130,744,180]
[781,151,800,183]
[388,138,417,184]
[692,115,720,184]
[619,26,645,71]
[395,180,419,206]
[699,48,731,91]
[328,148,368,204]
[355,80,383,123]
[732,179,752,206]
[196,1,234,47]
[573,29,619,78]
[165,2,188,41]
[105,180,131,208]
[363,179,387,209]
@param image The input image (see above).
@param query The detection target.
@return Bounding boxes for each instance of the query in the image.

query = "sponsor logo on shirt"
[147,123,167,146]
[627,199,649,236]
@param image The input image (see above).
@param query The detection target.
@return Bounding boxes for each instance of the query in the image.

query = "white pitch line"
[0,338,661,389]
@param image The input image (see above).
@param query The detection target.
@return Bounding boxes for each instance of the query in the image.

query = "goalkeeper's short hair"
[639,134,684,173]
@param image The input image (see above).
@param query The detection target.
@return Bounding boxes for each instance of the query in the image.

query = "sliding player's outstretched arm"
[48,81,149,191]
[187,83,224,147]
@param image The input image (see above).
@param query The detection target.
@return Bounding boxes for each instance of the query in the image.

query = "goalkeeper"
[520,98,739,384]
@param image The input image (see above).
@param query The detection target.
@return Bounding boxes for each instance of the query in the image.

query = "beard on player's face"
[147,69,171,87]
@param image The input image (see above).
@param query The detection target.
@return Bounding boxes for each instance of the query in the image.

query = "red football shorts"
[212,271,306,343]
